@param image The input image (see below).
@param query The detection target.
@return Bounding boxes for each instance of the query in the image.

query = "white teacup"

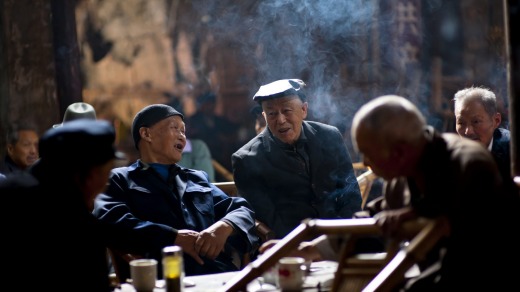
[277,257,306,291]
[130,259,157,292]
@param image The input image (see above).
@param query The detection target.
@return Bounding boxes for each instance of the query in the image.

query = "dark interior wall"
[0,0,517,178]
[0,0,60,157]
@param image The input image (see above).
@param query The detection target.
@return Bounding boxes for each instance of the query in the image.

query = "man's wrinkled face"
[7,130,39,170]
[142,115,186,164]
[455,99,500,148]
[262,95,308,145]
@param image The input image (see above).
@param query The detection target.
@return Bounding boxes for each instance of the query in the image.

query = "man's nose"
[464,125,475,136]
[276,113,287,124]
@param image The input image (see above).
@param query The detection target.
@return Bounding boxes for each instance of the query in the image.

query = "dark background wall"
[1,0,518,178]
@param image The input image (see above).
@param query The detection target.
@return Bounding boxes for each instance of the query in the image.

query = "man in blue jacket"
[232,79,362,238]
[93,104,259,278]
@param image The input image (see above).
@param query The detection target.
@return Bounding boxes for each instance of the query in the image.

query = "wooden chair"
[107,247,142,284]
[213,181,276,243]
[357,168,378,209]
[217,217,450,292]
[212,159,234,181]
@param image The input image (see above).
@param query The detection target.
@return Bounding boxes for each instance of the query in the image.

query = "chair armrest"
[255,220,275,242]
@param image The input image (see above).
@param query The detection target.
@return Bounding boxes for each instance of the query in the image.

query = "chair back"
[213,181,275,243]
[357,168,378,209]
[218,217,450,292]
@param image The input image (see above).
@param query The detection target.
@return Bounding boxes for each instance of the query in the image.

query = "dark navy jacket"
[93,160,259,277]
[491,127,511,180]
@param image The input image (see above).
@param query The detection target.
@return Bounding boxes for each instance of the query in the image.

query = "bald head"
[352,95,426,151]
[351,95,427,179]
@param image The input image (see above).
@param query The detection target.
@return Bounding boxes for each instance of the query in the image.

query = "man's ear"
[6,144,14,156]
[493,112,502,129]
[301,102,308,119]
[139,127,151,142]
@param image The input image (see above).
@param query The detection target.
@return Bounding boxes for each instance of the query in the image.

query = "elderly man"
[232,79,361,239]
[1,119,128,291]
[0,122,39,174]
[353,95,520,290]
[261,95,520,290]
[453,86,511,180]
[93,104,259,279]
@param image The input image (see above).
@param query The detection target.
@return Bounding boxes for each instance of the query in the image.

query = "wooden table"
[116,261,338,292]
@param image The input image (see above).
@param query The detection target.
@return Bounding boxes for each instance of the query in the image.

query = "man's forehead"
[262,95,301,107]
[153,115,184,126]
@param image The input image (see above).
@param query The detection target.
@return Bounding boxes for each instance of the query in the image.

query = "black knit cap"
[132,104,184,150]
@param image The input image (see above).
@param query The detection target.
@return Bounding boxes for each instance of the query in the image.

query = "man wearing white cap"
[232,79,362,239]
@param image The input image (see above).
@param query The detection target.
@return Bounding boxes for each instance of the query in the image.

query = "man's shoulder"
[233,135,264,157]
[303,121,343,139]
[495,127,511,143]
[304,120,339,131]
[0,171,38,189]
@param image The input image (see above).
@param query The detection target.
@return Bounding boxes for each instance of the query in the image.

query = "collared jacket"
[1,162,128,292]
[0,155,24,175]
[93,160,259,277]
[368,127,520,291]
[491,127,511,180]
[232,120,362,238]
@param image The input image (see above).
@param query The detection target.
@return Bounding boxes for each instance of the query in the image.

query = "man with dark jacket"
[453,86,512,180]
[0,122,39,174]
[93,104,259,278]
[0,119,128,291]
[232,79,361,238]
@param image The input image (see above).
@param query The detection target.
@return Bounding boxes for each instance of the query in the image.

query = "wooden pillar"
[51,0,83,118]
[505,0,520,177]
[0,0,59,157]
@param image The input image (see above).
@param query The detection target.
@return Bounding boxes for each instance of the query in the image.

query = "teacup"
[277,257,306,291]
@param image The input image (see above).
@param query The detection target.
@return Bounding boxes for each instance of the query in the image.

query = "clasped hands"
[174,221,234,265]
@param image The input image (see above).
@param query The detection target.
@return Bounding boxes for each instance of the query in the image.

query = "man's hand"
[174,229,204,265]
[195,221,234,260]
[258,239,279,254]
[373,207,416,236]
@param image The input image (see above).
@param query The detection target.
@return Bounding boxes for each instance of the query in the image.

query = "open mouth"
[278,128,291,134]
[174,143,184,151]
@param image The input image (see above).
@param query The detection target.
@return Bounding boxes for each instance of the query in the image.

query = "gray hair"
[6,122,38,145]
[351,95,426,151]
[453,86,497,117]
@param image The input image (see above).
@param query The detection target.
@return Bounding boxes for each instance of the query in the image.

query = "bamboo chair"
[213,181,275,243]
[213,181,276,268]
[212,159,234,181]
[357,168,378,209]
[218,217,450,292]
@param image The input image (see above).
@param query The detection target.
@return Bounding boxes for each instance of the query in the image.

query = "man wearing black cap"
[93,104,259,278]
[232,79,362,239]
[0,119,130,291]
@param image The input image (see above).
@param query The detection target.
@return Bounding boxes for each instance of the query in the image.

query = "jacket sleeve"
[210,183,260,254]
[92,170,178,255]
